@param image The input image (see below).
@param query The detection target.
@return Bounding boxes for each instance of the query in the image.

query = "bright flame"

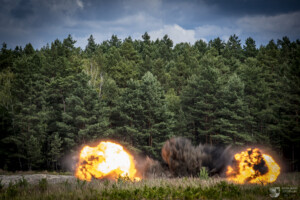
[75,141,141,181]
[226,148,280,184]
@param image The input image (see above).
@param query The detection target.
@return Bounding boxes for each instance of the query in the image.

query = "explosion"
[75,141,140,181]
[74,138,281,183]
[226,148,280,184]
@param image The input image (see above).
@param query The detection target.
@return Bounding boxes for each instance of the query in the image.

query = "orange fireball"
[226,148,280,184]
[75,141,140,181]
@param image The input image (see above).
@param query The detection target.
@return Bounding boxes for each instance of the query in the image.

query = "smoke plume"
[161,137,233,177]
[135,156,171,178]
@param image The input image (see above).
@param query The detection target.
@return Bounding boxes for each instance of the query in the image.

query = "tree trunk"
[234,135,236,144]
[62,96,66,112]
[99,72,104,98]
[148,121,152,147]
[11,105,16,134]
[292,144,295,171]
[149,133,152,147]
[19,157,23,170]
[193,121,199,144]
[296,110,298,126]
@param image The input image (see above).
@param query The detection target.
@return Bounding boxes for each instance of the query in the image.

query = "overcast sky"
[1,0,300,49]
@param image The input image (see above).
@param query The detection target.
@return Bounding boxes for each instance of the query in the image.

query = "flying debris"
[75,141,141,181]
[226,148,280,184]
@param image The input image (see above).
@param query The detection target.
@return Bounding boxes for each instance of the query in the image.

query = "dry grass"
[0,173,299,199]
[0,169,72,176]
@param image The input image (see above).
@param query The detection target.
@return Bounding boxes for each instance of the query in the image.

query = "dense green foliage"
[0,34,299,171]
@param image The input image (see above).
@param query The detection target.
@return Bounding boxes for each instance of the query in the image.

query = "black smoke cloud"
[144,137,233,177]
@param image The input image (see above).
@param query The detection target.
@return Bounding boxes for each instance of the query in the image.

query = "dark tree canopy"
[0,34,299,172]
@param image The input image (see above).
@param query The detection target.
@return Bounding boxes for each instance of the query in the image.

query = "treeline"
[0,33,299,171]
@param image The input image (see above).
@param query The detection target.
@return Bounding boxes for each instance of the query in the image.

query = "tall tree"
[48,133,63,170]
[181,64,219,144]
[109,35,122,48]
[214,74,252,145]
[244,37,257,58]
[208,37,225,55]
[223,34,243,60]
[115,72,172,158]
[194,39,208,57]
[86,35,97,56]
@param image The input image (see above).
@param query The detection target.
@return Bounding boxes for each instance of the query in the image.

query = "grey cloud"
[10,0,34,19]
[0,0,299,49]
[237,11,300,41]
[202,0,300,16]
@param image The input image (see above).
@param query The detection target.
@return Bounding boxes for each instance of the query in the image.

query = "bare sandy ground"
[0,174,76,186]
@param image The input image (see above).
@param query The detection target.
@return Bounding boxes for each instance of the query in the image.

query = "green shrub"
[6,182,18,198]
[16,176,29,188]
[216,181,241,198]
[202,186,220,199]
[0,178,3,191]
[63,179,72,191]
[76,178,87,190]
[117,174,131,184]
[38,178,48,192]
[198,167,209,180]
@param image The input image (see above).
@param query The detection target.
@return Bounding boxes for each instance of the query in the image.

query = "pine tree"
[63,34,76,58]
[24,43,35,55]
[26,135,43,170]
[181,65,219,144]
[5,52,49,170]
[115,72,172,158]
[214,74,253,145]
[159,34,173,61]
[208,37,225,55]
[109,35,122,48]
[0,43,14,71]
[120,39,140,63]
[48,133,63,170]
[223,34,243,60]
[237,57,269,143]
[244,37,257,58]
[104,46,138,87]
[256,40,282,148]
[276,38,300,171]
[194,39,208,57]
[86,35,97,57]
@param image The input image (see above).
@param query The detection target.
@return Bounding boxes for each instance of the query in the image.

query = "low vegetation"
[0,173,299,200]
[0,169,72,176]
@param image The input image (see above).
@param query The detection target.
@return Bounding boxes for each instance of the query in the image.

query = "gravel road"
[0,174,76,186]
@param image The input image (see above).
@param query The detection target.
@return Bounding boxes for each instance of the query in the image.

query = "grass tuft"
[38,178,48,192]
[198,167,209,180]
